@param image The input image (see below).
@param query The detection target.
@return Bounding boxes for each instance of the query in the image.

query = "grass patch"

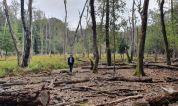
[0,55,82,77]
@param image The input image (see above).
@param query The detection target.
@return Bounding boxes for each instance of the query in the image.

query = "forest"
[0,0,178,106]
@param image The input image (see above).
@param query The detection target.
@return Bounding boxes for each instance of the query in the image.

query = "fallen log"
[2,81,28,87]
[97,95,143,106]
[146,87,178,106]
[82,63,178,70]
[56,98,88,106]
[0,86,50,106]
[54,79,90,87]
[165,77,178,82]
[172,58,178,63]
[145,63,178,70]
[98,76,153,83]
[81,65,135,70]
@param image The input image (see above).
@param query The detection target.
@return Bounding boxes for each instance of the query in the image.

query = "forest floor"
[0,63,178,106]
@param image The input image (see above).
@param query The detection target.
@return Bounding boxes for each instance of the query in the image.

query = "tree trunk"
[134,0,149,76]
[160,0,171,65]
[105,0,112,66]
[3,0,21,66]
[85,4,90,57]
[48,19,52,56]
[131,0,135,61]
[63,0,67,58]
[79,11,85,57]
[112,0,116,71]
[99,1,105,59]
[90,0,99,73]
[21,0,33,67]
[171,0,176,58]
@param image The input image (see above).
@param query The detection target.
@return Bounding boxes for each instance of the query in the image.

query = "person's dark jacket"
[68,57,75,65]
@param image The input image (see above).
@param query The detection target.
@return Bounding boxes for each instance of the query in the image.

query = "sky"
[4,0,159,30]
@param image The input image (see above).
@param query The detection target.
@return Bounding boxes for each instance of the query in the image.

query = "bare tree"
[21,0,33,67]
[70,0,89,53]
[134,0,149,76]
[3,0,21,66]
[159,0,171,65]
[90,0,99,73]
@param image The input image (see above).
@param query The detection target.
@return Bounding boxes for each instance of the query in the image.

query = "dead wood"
[96,95,143,106]
[0,86,50,106]
[146,87,178,106]
[56,98,88,106]
[81,65,135,70]
[82,63,178,70]
[54,79,90,87]
[165,77,178,82]
[2,81,28,87]
[97,76,153,83]
[172,58,178,63]
[145,63,178,70]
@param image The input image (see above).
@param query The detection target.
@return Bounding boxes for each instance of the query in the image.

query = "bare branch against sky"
[2,0,157,29]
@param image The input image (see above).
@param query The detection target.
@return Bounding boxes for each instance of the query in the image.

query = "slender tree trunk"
[64,0,67,58]
[78,11,85,57]
[131,0,135,61]
[3,0,21,66]
[48,20,52,56]
[171,0,176,58]
[160,0,171,65]
[21,0,33,67]
[112,0,116,71]
[99,1,105,59]
[45,23,48,54]
[105,0,112,66]
[134,0,149,76]
[90,0,99,73]
[85,4,90,57]
[40,24,44,54]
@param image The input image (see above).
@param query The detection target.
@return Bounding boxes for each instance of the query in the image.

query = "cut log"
[54,79,90,87]
[0,87,50,106]
[96,95,143,106]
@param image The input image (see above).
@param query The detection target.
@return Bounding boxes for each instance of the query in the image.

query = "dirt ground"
[0,67,178,106]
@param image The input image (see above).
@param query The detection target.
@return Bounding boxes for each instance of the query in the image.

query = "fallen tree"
[164,77,178,82]
[97,95,143,106]
[97,76,153,83]
[54,78,90,87]
[146,86,178,106]
[82,63,178,70]
[0,85,50,106]
[81,65,135,70]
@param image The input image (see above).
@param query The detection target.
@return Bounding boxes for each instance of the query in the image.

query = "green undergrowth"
[0,55,82,77]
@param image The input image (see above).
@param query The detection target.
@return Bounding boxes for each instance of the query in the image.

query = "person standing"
[68,54,75,72]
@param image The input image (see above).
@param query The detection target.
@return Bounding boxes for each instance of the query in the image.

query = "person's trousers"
[69,64,73,72]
